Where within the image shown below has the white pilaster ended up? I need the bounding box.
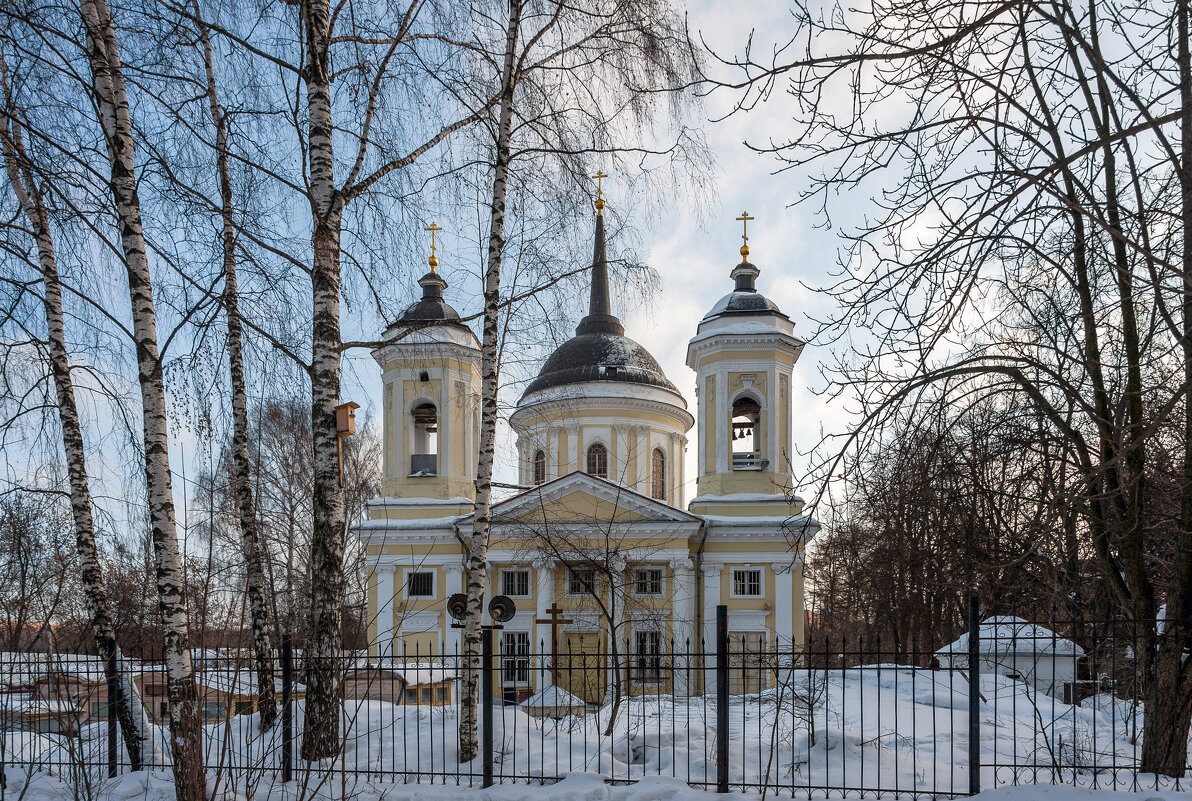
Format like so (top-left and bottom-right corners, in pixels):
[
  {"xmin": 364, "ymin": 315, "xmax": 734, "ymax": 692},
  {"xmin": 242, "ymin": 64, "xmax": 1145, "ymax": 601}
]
[
  {"xmin": 565, "ymin": 422, "xmax": 579, "ymax": 475},
  {"xmin": 442, "ymin": 373, "xmax": 454, "ymax": 478},
  {"xmin": 671, "ymin": 558, "xmax": 695, "ymax": 695},
  {"xmin": 634, "ymin": 425, "xmax": 650, "ymax": 490},
  {"xmin": 375, "ymin": 563, "xmax": 396, "ymax": 661},
  {"xmin": 443, "ymin": 563, "xmax": 464, "ymax": 657},
  {"xmin": 702, "ymin": 560, "xmax": 723, "ymax": 653},
  {"xmin": 773, "ymin": 562, "xmax": 795, "ymax": 648},
  {"xmin": 715, "ymin": 370, "xmax": 729, "ymax": 475},
  {"xmin": 534, "ymin": 559, "xmax": 556, "ymax": 687}
]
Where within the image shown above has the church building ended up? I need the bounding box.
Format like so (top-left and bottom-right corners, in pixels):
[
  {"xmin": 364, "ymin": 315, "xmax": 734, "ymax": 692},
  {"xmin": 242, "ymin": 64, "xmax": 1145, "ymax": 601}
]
[{"xmin": 356, "ymin": 192, "xmax": 818, "ymax": 702}]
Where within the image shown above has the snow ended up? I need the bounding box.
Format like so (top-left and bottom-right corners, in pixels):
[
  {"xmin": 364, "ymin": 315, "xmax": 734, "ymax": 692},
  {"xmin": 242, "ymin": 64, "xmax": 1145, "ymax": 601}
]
[
  {"xmin": 367, "ymin": 662, "xmax": 457, "ymax": 685},
  {"xmin": 521, "ymin": 685, "xmax": 586, "ymax": 709},
  {"xmin": 4, "ymin": 664, "xmax": 1187, "ymax": 800},
  {"xmin": 937, "ymin": 616, "xmax": 1087, "ymax": 657}
]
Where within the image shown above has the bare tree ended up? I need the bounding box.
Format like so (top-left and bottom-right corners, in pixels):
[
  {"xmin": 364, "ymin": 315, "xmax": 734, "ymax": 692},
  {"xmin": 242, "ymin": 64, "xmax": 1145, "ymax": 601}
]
[
  {"xmin": 78, "ymin": 0, "xmax": 205, "ymax": 794},
  {"xmin": 713, "ymin": 0, "xmax": 1192, "ymax": 774}
]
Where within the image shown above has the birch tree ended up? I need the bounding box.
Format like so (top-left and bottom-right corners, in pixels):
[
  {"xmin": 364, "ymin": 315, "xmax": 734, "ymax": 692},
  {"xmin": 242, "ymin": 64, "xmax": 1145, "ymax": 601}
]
[
  {"xmin": 457, "ymin": 0, "xmax": 702, "ymax": 761},
  {"xmin": 189, "ymin": 0, "xmax": 276, "ymax": 731},
  {"xmin": 79, "ymin": 0, "xmax": 205, "ymax": 795},
  {"xmin": 0, "ymin": 52, "xmax": 150, "ymax": 769}
]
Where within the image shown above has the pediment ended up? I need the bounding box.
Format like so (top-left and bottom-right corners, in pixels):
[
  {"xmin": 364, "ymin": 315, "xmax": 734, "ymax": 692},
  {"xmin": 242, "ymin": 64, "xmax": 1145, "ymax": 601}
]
[{"xmin": 459, "ymin": 471, "xmax": 701, "ymax": 528}]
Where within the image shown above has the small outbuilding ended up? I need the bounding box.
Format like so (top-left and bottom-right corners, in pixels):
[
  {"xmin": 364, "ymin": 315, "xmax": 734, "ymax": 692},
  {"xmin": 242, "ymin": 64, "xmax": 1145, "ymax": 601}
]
[
  {"xmin": 936, "ymin": 615, "xmax": 1086, "ymax": 699},
  {"xmin": 341, "ymin": 663, "xmax": 456, "ymax": 706},
  {"xmin": 519, "ymin": 684, "xmax": 587, "ymax": 719}
]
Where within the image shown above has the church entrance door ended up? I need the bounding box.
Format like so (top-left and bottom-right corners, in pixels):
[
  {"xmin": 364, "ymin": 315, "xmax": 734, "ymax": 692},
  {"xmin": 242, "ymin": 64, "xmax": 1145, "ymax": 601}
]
[{"xmin": 558, "ymin": 633, "xmax": 605, "ymax": 705}]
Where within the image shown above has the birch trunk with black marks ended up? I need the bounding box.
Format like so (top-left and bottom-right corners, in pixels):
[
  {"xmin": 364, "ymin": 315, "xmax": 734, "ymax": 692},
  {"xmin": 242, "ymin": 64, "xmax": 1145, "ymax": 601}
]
[
  {"xmin": 194, "ymin": 0, "xmax": 276, "ymax": 732},
  {"xmin": 0, "ymin": 64, "xmax": 146, "ymax": 770},
  {"xmin": 298, "ymin": 0, "xmax": 348, "ymax": 761},
  {"xmin": 79, "ymin": 1, "xmax": 205, "ymax": 796},
  {"xmin": 460, "ymin": 0, "xmax": 522, "ymax": 764}
]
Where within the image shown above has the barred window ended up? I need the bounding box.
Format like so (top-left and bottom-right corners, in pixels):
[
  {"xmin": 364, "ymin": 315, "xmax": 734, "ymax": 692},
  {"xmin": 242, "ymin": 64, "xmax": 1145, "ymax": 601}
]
[
  {"xmin": 533, "ymin": 450, "xmax": 546, "ymax": 485},
  {"xmin": 501, "ymin": 631, "xmax": 530, "ymax": 684},
  {"xmin": 407, "ymin": 571, "xmax": 434, "ymax": 597},
  {"xmin": 634, "ymin": 568, "xmax": 663, "ymax": 596},
  {"xmin": 502, "ymin": 569, "xmax": 530, "ymax": 598},
  {"xmin": 567, "ymin": 567, "xmax": 596, "ymax": 596},
  {"xmin": 732, "ymin": 568, "xmax": 762, "ymax": 597},
  {"xmin": 651, "ymin": 448, "xmax": 666, "ymax": 500},
  {"xmin": 633, "ymin": 630, "xmax": 664, "ymax": 681},
  {"xmin": 586, "ymin": 442, "xmax": 608, "ymax": 478}
]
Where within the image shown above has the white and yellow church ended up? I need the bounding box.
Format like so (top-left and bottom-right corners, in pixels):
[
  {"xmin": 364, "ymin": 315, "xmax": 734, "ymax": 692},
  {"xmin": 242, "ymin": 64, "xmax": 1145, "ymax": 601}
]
[{"xmin": 356, "ymin": 196, "xmax": 818, "ymax": 702}]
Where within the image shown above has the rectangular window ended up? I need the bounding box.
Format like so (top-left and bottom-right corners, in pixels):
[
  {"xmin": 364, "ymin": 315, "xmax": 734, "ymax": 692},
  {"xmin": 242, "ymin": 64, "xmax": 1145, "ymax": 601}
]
[
  {"xmin": 406, "ymin": 571, "xmax": 434, "ymax": 597},
  {"xmin": 92, "ymin": 702, "xmax": 109, "ymax": 719},
  {"xmin": 201, "ymin": 702, "xmax": 226, "ymax": 718},
  {"xmin": 633, "ymin": 631, "xmax": 664, "ymax": 681},
  {"xmin": 567, "ymin": 567, "xmax": 596, "ymax": 596},
  {"xmin": 421, "ymin": 687, "xmax": 433, "ymax": 704},
  {"xmin": 634, "ymin": 568, "xmax": 663, "ymax": 596},
  {"xmin": 732, "ymin": 568, "xmax": 762, "ymax": 597},
  {"xmin": 502, "ymin": 569, "xmax": 531, "ymax": 598},
  {"xmin": 436, "ymin": 686, "xmax": 449, "ymax": 702},
  {"xmin": 501, "ymin": 631, "xmax": 530, "ymax": 685}
]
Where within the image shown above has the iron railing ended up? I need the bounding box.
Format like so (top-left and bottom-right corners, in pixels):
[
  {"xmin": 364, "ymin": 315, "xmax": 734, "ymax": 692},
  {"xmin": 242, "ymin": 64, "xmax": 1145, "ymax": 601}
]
[{"xmin": 0, "ymin": 602, "xmax": 1187, "ymax": 798}]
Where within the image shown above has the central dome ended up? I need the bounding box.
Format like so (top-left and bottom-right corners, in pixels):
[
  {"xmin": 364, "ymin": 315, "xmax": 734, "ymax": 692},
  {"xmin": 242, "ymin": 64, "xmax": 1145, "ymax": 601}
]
[
  {"xmin": 521, "ymin": 209, "xmax": 676, "ymax": 401},
  {"xmin": 522, "ymin": 331, "xmax": 677, "ymax": 396}
]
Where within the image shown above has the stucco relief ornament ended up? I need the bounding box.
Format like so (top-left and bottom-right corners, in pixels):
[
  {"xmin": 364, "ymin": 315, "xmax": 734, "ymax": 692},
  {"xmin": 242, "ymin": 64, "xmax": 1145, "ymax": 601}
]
[
  {"xmin": 669, "ymin": 557, "xmax": 694, "ymax": 572},
  {"xmin": 702, "ymin": 560, "xmax": 725, "ymax": 575}
]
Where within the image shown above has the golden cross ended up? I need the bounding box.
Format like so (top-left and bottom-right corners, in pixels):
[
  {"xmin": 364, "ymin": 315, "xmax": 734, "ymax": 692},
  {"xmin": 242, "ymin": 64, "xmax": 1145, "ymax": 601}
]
[
  {"xmin": 423, "ymin": 222, "xmax": 443, "ymax": 271},
  {"xmin": 736, "ymin": 211, "xmax": 754, "ymax": 262},
  {"xmin": 592, "ymin": 171, "xmax": 608, "ymax": 215}
]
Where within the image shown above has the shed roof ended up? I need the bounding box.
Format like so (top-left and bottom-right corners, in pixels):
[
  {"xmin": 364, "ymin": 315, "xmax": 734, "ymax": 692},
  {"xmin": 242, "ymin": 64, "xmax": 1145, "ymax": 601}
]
[{"xmin": 936, "ymin": 615, "xmax": 1086, "ymax": 658}]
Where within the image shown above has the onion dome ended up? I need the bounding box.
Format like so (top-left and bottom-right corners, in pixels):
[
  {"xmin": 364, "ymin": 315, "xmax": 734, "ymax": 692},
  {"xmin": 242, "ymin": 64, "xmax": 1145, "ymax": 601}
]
[
  {"xmin": 701, "ymin": 219, "xmax": 790, "ymax": 324},
  {"xmin": 521, "ymin": 208, "xmax": 677, "ymax": 397},
  {"xmin": 396, "ymin": 270, "xmax": 463, "ymax": 323},
  {"xmin": 395, "ymin": 222, "xmax": 464, "ymax": 325}
]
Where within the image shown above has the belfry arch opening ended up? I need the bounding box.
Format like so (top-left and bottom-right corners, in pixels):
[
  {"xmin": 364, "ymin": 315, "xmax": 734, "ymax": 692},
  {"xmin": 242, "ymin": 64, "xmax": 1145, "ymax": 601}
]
[
  {"xmin": 731, "ymin": 396, "xmax": 763, "ymax": 470},
  {"xmin": 410, "ymin": 402, "xmax": 439, "ymax": 475}
]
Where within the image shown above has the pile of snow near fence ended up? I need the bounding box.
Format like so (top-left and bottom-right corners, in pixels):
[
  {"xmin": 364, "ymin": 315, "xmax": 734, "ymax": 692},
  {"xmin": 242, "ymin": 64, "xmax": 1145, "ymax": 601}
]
[{"xmin": 2, "ymin": 664, "xmax": 1187, "ymax": 799}]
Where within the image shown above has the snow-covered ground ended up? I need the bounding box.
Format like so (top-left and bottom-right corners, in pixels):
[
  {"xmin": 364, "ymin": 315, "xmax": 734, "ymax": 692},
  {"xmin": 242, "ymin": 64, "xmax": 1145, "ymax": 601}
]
[{"xmin": 3, "ymin": 666, "xmax": 1187, "ymax": 799}]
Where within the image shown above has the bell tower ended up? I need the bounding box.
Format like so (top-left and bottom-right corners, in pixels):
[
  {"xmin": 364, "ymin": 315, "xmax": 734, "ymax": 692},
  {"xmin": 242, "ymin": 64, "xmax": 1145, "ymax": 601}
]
[
  {"xmin": 686, "ymin": 214, "xmax": 805, "ymax": 510},
  {"xmin": 372, "ymin": 225, "xmax": 480, "ymax": 507}
]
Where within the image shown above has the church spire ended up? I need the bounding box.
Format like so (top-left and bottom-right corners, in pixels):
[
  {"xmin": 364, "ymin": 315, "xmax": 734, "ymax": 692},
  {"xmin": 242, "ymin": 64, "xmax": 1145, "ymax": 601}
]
[{"xmin": 575, "ymin": 174, "xmax": 624, "ymax": 337}]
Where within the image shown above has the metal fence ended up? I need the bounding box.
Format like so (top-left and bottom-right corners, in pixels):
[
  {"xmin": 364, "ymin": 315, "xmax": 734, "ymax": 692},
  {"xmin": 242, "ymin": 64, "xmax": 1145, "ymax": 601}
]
[{"xmin": 0, "ymin": 601, "xmax": 1187, "ymax": 798}]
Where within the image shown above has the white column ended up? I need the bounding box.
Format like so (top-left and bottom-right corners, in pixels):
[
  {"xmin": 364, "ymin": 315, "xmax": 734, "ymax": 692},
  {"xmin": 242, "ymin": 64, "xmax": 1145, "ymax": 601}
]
[
  {"xmin": 671, "ymin": 558, "xmax": 695, "ymax": 695},
  {"xmin": 702, "ymin": 560, "xmax": 723, "ymax": 693},
  {"xmin": 443, "ymin": 564, "xmax": 464, "ymax": 657},
  {"xmin": 614, "ymin": 424, "xmax": 630, "ymax": 483},
  {"xmin": 607, "ymin": 557, "xmax": 627, "ymax": 706},
  {"xmin": 634, "ymin": 425, "xmax": 650, "ymax": 490},
  {"xmin": 773, "ymin": 562, "xmax": 795, "ymax": 648},
  {"xmin": 376, "ymin": 563, "xmax": 396, "ymax": 662},
  {"xmin": 535, "ymin": 559, "xmax": 556, "ymax": 687}
]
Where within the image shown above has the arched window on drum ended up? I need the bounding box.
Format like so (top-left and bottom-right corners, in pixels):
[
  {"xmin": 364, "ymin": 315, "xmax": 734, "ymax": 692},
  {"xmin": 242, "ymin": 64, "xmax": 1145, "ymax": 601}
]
[
  {"xmin": 533, "ymin": 449, "xmax": 546, "ymax": 485},
  {"xmin": 585, "ymin": 442, "xmax": 608, "ymax": 478},
  {"xmin": 651, "ymin": 447, "xmax": 666, "ymax": 501}
]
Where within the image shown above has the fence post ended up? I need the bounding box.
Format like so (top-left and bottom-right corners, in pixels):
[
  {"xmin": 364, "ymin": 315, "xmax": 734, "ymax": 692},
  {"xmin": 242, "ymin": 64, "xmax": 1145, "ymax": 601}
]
[
  {"xmin": 716, "ymin": 604, "xmax": 728, "ymax": 793},
  {"xmin": 106, "ymin": 637, "xmax": 117, "ymax": 778},
  {"xmin": 281, "ymin": 634, "xmax": 293, "ymax": 784},
  {"xmin": 482, "ymin": 626, "xmax": 494, "ymax": 788},
  {"xmin": 968, "ymin": 596, "xmax": 981, "ymax": 796}
]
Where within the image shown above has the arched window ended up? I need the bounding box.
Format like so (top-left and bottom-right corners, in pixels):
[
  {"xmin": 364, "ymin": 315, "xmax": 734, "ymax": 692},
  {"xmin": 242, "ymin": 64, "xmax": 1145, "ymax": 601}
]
[
  {"xmin": 651, "ymin": 448, "xmax": 666, "ymax": 500},
  {"xmin": 533, "ymin": 450, "xmax": 546, "ymax": 485},
  {"xmin": 731, "ymin": 397, "xmax": 762, "ymax": 470},
  {"xmin": 410, "ymin": 402, "xmax": 438, "ymax": 475},
  {"xmin": 585, "ymin": 442, "xmax": 608, "ymax": 478}
]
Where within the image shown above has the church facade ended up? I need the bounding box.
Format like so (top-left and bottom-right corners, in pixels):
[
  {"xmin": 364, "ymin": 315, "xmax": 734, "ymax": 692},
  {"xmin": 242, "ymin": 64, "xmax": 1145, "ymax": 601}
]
[{"xmin": 355, "ymin": 198, "xmax": 818, "ymax": 702}]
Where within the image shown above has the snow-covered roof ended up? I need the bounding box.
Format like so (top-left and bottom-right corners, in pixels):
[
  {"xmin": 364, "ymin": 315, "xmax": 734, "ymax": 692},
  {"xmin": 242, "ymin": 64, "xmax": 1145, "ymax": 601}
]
[
  {"xmin": 936, "ymin": 616, "xmax": 1086, "ymax": 658},
  {"xmin": 520, "ymin": 684, "xmax": 586, "ymax": 709},
  {"xmin": 351, "ymin": 663, "xmax": 457, "ymax": 686}
]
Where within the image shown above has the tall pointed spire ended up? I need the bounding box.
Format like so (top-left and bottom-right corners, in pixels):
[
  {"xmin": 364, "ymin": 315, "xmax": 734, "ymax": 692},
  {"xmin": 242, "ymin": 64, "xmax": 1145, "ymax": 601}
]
[{"xmin": 575, "ymin": 176, "xmax": 624, "ymax": 337}]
